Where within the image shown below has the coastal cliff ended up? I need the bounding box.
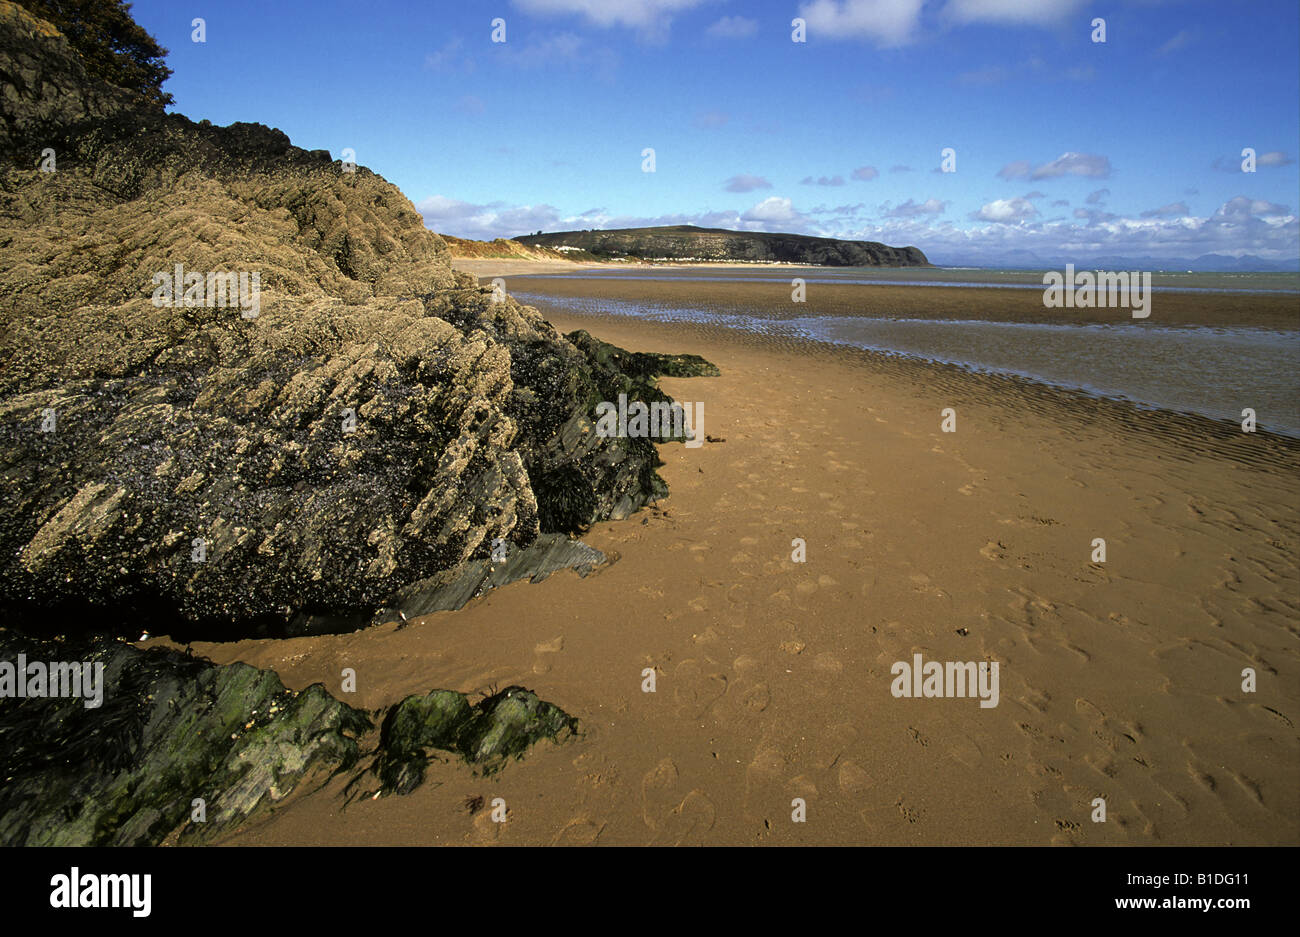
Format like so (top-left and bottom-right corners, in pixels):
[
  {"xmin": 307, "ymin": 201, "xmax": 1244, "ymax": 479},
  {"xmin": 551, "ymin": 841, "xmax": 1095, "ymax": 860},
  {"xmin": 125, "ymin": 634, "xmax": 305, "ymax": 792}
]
[{"xmin": 0, "ymin": 0, "xmax": 715, "ymax": 641}]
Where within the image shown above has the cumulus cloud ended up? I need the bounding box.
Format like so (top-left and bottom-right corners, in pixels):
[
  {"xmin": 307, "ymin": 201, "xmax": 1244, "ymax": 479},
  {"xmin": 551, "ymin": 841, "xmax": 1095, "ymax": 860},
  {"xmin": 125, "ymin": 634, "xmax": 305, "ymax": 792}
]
[
  {"xmin": 421, "ymin": 193, "xmax": 1297, "ymax": 270},
  {"xmin": 1216, "ymin": 196, "xmax": 1290, "ymax": 220},
  {"xmin": 801, "ymin": 175, "xmax": 846, "ymax": 186},
  {"xmin": 883, "ymin": 198, "xmax": 947, "ymax": 218},
  {"xmin": 1074, "ymin": 207, "xmax": 1117, "ymax": 224},
  {"xmin": 1259, "ymin": 150, "xmax": 1296, "ymax": 168},
  {"xmin": 417, "ymin": 195, "xmax": 565, "ymax": 240},
  {"xmin": 973, "ymin": 197, "xmax": 1039, "ymax": 224},
  {"xmin": 742, "ymin": 196, "xmax": 806, "ymax": 225},
  {"xmin": 1140, "ymin": 202, "xmax": 1189, "ymax": 218},
  {"xmin": 797, "ymin": 0, "xmax": 925, "ymax": 46},
  {"xmin": 843, "ymin": 195, "xmax": 1299, "ymax": 267},
  {"xmin": 706, "ymin": 15, "xmax": 758, "ymax": 38},
  {"xmin": 1085, "ymin": 188, "xmax": 1110, "ymax": 205},
  {"xmin": 851, "ymin": 165, "xmax": 879, "ymax": 181},
  {"xmin": 724, "ymin": 174, "xmax": 773, "ymax": 193}
]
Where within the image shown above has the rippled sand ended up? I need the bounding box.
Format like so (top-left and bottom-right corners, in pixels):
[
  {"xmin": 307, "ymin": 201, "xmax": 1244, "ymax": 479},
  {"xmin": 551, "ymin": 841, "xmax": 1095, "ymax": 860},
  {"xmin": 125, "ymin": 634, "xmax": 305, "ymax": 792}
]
[{"xmin": 188, "ymin": 270, "xmax": 1299, "ymax": 845}]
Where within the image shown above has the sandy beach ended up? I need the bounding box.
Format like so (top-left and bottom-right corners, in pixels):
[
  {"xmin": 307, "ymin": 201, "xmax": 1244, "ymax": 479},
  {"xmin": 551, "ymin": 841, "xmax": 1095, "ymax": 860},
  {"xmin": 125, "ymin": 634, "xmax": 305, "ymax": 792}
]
[{"xmin": 175, "ymin": 267, "xmax": 1300, "ymax": 846}]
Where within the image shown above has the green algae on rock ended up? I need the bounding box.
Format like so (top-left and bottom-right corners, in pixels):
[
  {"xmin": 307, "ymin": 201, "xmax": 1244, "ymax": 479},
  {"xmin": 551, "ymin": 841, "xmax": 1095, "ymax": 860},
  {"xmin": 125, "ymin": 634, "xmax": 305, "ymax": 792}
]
[
  {"xmin": 0, "ymin": 630, "xmax": 578, "ymax": 844},
  {"xmin": 373, "ymin": 685, "xmax": 578, "ymax": 795}
]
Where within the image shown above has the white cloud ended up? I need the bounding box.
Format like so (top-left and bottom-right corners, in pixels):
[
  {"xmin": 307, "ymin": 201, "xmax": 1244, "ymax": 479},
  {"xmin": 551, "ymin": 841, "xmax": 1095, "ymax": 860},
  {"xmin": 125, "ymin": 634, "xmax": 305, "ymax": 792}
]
[
  {"xmin": 883, "ymin": 198, "xmax": 947, "ymax": 218},
  {"xmin": 801, "ymin": 175, "xmax": 846, "ymax": 186},
  {"xmin": 973, "ymin": 197, "xmax": 1039, "ymax": 224},
  {"xmin": 742, "ymin": 197, "xmax": 804, "ymax": 225},
  {"xmin": 1216, "ymin": 196, "xmax": 1290, "ymax": 220},
  {"xmin": 417, "ymin": 195, "xmax": 565, "ymax": 241},
  {"xmin": 851, "ymin": 165, "xmax": 879, "ymax": 181},
  {"xmin": 1259, "ymin": 151, "xmax": 1296, "ymax": 168},
  {"xmin": 798, "ymin": 0, "xmax": 925, "ymax": 46},
  {"xmin": 1085, "ymin": 188, "xmax": 1110, "ymax": 205},
  {"xmin": 999, "ymin": 153, "xmax": 1111, "ymax": 181},
  {"xmin": 706, "ymin": 16, "xmax": 758, "ymax": 38},
  {"xmin": 420, "ymin": 194, "xmax": 1298, "ymax": 268},
  {"xmin": 724, "ymin": 174, "xmax": 773, "ymax": 193},
  {"xmin": 1140, "ymin": 202, "xmax": 1189, "ymax": 218},
  {"xmin": 512, "ymin": 0, "xmax": 710, "ymax": 33},
  {"xmin": 1030, "ymin": 152, "xmax": 1112, "ymax": 180}
]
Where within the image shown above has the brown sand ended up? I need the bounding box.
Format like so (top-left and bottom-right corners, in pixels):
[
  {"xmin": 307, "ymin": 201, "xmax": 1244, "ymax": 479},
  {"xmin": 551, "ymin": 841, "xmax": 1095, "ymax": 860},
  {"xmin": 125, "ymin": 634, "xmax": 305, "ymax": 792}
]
[
  {"xmin": 495, "ymin": 268, "xmax": 1300, "ymax": 330},
  {"xmin": 180, "ymin": 287, "xmax": 1300, "ymax": 846}
]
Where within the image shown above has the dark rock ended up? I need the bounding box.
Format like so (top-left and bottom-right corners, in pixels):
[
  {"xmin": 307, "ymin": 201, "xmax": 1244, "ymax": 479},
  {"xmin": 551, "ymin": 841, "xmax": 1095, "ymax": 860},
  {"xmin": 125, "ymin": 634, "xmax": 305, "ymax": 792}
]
[
  {"xmin": 373, "ymin": 685, "xmax": 578, "ymax": 795},
  {"xmin": 0, "ymin": 629, "xmax": 578, "ymax": 843},
  {"xmin": 0, "ymin": 630, "xmax": 370, "ymax": 845},
  {"xmin": 0, "ymin": 2, "xmax": 717, "ymax": 641}
]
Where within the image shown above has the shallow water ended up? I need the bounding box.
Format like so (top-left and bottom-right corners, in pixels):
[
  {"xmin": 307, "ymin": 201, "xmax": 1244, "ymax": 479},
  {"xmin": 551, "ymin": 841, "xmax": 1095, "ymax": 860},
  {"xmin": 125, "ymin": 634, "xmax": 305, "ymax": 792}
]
[
  {"xmin": 528, "ymin": 266, "xmax": 1300, "ymax": 294},
  {"xmin": 514, "ymin": 290, "xmax": 1300, "ymax": 437}
]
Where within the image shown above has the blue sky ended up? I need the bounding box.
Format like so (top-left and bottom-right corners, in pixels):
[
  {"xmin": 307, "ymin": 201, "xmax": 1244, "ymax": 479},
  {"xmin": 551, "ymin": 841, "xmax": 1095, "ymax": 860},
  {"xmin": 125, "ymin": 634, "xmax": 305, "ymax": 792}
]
[{"xmin": 130, "ymin": 0, "xmax": 1299, "ymax": 266}]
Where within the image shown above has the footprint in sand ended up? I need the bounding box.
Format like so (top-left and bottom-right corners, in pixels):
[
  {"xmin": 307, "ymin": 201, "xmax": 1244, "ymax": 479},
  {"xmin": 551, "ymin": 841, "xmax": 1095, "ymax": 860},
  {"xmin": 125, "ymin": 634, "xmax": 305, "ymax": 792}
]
[
  {"xmin": 532, "ymin": 635, "xmax": 564, "ymax": 674},
  {"xmin": 672, "ymin": 659, "xmax": 728, "ymax": 718},
  {"xmin": 810, "ymin": 722, "xmax": 858, "ymax": 771},
  {"xmin": 550, "ymin": 818, "xmax": 605, "ymax": 845},
  {"xmin": 813, "ymin": 652, "xmax": 843, "ymax": 675},
  {"xmin": 641, "ymin": 758, "xmax": 716, "ymax": 844},
  {"xmin": 838, "ymin": 760, "xmax": 872, "ymax": 794},
  {"xmin": 744, "ymin": 745, "xmax": 790, "ymax": 832}
]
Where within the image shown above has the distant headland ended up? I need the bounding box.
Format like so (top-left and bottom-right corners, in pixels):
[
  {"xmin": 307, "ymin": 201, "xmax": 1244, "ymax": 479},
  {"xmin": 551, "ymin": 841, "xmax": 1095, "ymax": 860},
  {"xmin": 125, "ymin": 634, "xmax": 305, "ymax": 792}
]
[{"xmin": 514, "ymin": 224, "xmax": 930, "ymax": 267}]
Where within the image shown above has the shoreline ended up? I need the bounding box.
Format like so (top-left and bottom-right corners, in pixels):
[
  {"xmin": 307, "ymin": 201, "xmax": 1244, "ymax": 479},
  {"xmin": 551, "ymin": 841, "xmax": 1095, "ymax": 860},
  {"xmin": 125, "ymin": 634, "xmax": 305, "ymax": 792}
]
[{"xmin": 185, "ymin": 300, "xmax": 1299, "ymax": 846}]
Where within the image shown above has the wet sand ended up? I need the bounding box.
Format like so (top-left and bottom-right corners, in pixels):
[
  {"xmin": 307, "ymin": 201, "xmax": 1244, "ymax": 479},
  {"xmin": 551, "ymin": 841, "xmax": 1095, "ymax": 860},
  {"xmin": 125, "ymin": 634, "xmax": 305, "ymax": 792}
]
[
  {"xmin": 493, "ymin": 268, "xmax": 1300, "ymax": 331},
  {"xmin": 184, "ymin": 276, "xmax": 1299, "ymax": 846}
]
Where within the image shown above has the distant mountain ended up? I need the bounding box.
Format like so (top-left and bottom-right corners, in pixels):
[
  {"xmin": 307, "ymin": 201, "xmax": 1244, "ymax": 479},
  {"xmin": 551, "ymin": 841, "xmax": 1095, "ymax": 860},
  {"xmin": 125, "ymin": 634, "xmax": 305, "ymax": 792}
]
[{"xmin": 515, "ymin": 225, "xmax": 929, "ymax": 267}]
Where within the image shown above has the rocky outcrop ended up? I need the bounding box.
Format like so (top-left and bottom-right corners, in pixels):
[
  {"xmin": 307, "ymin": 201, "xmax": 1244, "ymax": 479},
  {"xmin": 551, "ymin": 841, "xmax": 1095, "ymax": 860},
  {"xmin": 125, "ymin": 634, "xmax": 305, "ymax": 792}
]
[
  {"xmin": 371, "ymin": 686, "xmax": 578, "ymax": 795},
  {"xmin": 0, "ymin": 1, "xmax": 140, "ymax": 160},
  {"xmin": 0, "ymin": 630, "xmax": 577, "ymax": 845},
  {"xmin": 516, "ymin": 224, "xmax": 929, "ymax": 267},
  {"xmin": 0, "ymin": 1, "xmax": 716, "ymax": 640}
]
